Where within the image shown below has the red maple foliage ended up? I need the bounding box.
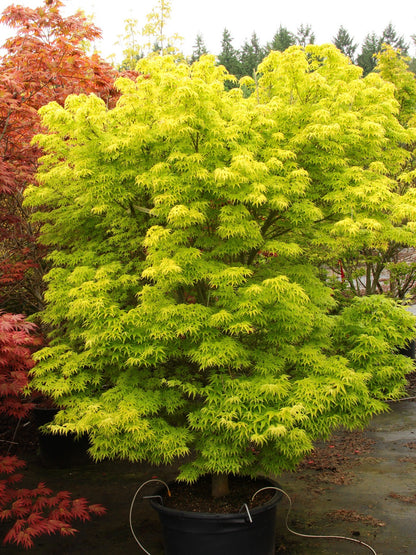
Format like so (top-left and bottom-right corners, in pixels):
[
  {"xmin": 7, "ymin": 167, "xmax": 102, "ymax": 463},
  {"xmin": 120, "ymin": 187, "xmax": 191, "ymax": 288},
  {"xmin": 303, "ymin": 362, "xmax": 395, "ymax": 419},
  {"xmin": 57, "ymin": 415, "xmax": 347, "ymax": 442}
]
[
  {"xmin": 1, "ymin": 455, "xmax": 106, "ymax": 549},
  {"xmin": 0, "ymin": 0, "xmax": 118, "ymax": 314},
  {"xmin": 0, "ymin": 311, "xmax": 41, "ymax": 418},
  {"xmin": 0, "ymin": 3, "xmax": 119, "ymax": 546},
  {"xmin": 0, "ymin": 311, "xmax": 106, "ymax": 549}
]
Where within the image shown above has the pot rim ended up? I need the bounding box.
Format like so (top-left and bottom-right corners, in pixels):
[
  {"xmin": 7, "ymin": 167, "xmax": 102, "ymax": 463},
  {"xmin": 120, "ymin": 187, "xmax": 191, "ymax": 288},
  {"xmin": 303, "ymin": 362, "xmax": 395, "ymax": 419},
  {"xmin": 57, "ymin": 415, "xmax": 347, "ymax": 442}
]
[{"xmin": 149, "ymin": 476, "xmax": 283, "ymax": 519}]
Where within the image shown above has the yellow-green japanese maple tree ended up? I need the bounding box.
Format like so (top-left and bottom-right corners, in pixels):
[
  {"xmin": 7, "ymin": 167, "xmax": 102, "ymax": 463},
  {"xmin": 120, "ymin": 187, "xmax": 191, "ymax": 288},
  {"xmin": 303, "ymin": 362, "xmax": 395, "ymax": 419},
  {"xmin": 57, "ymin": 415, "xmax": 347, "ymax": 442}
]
[
  {"xmin": 294, "ymin": 44, "xmax": 416, "ymax": 298},
  {"xmin": 25, "ymin": 48, "xmax": 416, "ymax": 498}
]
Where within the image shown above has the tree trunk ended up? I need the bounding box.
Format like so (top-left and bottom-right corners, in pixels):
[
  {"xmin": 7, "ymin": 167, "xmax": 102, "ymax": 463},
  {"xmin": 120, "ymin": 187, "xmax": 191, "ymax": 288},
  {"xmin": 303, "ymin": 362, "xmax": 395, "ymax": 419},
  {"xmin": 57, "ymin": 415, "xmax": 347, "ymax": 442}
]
[
  {"xmin": 365, "ymin": 263, "xmax": 373, "ymax": 296},
  {"xmin": 212, "ymin": 474, "xmax": 230, "ymax": 498}
]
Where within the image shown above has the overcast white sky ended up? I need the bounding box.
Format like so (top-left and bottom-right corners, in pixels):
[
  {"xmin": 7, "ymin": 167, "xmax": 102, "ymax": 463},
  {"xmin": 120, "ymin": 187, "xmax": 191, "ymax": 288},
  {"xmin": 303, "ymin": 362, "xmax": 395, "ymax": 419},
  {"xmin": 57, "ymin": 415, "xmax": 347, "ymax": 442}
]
[{"xmin": 1, "ymin": 0, "xmax": 415, "ymax": 62}]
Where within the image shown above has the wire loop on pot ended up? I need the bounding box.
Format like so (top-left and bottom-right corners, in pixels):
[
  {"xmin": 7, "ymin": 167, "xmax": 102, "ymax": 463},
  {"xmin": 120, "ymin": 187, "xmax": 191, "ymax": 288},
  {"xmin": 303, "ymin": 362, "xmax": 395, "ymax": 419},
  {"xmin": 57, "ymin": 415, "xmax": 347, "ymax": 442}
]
[
  {"xmin": 129, "ymin": 479, "xmax": 171, "ymax": 555},
  {"xmin": 238, "ymin": 503, "xmax": 253, "ymax": 523}
]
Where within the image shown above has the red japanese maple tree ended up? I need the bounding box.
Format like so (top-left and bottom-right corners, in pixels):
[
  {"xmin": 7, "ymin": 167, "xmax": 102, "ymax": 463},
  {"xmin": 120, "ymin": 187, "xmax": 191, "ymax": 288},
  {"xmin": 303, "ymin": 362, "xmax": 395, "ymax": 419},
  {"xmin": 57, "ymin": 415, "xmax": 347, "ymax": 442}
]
[
  {"xmin": 0, "ymin": 0, "xmax": 118, "ymax": 315},
  {"xmin": 0, "ymin": 3, "xmax": 113, "ymax": 544},
  {"xmin": 0, "ymin": 311, "xmax": 106, "ymax": 549}
]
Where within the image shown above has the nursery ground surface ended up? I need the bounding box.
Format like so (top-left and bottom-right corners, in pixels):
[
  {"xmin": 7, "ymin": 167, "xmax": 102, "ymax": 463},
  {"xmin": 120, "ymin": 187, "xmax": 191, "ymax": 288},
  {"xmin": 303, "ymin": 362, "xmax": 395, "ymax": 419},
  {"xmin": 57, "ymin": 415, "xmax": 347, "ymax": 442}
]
[{"xmin": 2, "ymin": 374, "xmax": 416, "ymax": 555}]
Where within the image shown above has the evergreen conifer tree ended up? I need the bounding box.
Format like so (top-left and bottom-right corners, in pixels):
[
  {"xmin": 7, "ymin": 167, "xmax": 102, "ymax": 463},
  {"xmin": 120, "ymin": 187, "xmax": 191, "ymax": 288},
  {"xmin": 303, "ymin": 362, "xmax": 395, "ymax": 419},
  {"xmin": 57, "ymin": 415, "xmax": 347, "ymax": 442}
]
[
  {"xmin": 191, "ymin": 34, "xmax": 208, "ymax": 62},
  {"xmin": 357, "ymin": 32, "xmax": 380, "ymax": 75},
  {"xmin": 296, "ymin": 24, "xmax": 315, "ymax": 47},
  {"xmin": 268, "ymin": 25, "xmax": 296, "ymax": 52},
  {"xmin": 358, "ymin": 25, "xmax": 409, "ymax": 76},
  {"xmin": 381, "ymin": 23, "xmax": 408, "ymax": 54},
  {"xmin": 217, "ymin": 28, "xmax": 241, "ymax": 85},
  {"xmin": 239, "ymin": 32, "xmax": 265, "ymax": 77},
  {"xmin": 333, "ymin": 26, "xmax": 357, "ymax": 61}
]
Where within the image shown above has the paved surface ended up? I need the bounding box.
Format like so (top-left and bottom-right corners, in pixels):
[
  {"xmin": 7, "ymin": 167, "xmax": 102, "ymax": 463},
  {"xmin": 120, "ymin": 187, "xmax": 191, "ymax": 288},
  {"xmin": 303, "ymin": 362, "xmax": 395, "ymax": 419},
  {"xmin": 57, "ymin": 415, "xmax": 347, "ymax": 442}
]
[
  {"xmin": 1, "ymin": 400, "xmax": 416, "ymax": 554},
  {"xmin": 276, "ymin": 400, "xmax": 416, "ymax": 554}
]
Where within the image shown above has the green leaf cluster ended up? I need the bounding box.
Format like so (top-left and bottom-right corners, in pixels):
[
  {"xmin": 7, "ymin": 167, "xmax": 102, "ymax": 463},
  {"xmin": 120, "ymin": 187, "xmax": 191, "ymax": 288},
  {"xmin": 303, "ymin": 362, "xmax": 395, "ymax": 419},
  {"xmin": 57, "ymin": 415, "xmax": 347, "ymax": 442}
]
[{"xmin": 26, "ymin": 48, "xmax": 416, "ymax": 481}]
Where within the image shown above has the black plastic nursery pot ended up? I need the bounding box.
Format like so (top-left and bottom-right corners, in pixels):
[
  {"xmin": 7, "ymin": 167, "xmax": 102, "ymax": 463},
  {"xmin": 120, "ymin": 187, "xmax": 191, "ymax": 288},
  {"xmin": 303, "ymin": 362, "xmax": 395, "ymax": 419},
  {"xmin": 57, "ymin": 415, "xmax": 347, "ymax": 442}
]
[
  {"xmin": 32, "ymin": 407, "xmax": 90, "ymax": 467},
  {"xmin": 150, "ymin": 478, "xmax": 282, "ymax": 555}
]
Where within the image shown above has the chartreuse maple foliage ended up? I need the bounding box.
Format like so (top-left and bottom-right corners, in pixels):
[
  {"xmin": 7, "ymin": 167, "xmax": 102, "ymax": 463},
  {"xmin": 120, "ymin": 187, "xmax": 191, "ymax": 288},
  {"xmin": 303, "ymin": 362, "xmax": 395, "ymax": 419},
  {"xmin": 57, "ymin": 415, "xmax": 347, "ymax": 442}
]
[
  {"xmin": 26, "ymin": 49, "xmax": 415, "ymax": 489},
  {"xmin": 338, "ymin": 46, "xmax": 416, "ymax": 299},
  {"xmin": 257, "ymin": 45, "xmax": 416, "ymax": 287},
  {"xmin": 259, "ymin": 45, "xmax": 416, "ymax": 297}
]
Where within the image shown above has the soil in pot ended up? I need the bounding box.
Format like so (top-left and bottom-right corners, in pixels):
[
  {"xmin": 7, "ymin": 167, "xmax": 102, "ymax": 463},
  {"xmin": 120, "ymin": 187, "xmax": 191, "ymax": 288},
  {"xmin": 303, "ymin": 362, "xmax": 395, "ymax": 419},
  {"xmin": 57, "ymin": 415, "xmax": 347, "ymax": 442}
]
[{"xmin": 163, "ymin": 475, "xmax": 276, "ymax": 513}]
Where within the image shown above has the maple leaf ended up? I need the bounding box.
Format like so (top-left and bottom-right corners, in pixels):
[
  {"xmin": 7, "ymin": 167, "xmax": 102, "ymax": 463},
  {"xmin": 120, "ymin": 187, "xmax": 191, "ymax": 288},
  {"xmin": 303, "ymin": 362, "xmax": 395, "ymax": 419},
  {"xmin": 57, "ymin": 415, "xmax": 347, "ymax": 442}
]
[
  {"xmin": 0, "ymin": 312, "xmax": 39, "ymax": 418},
  {"xmin": 1, "ymin": 453, "xmax": 105, "ymax": 548}
]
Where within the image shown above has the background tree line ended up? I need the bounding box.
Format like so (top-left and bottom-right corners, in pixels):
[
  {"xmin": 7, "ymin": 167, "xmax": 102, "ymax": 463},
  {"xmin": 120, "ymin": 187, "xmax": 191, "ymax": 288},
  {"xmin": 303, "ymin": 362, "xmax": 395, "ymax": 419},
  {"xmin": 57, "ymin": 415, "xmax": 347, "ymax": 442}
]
[
  {"xmin": 115, "ymin": 11, "xmax": 415, "ymax": 78},
  {"xmin": 208, "ymin": 23, "xmax": 415, "ymax": 81}
]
